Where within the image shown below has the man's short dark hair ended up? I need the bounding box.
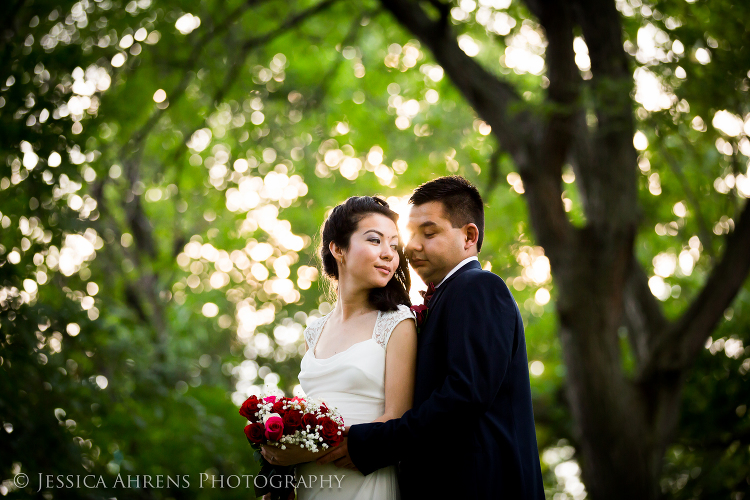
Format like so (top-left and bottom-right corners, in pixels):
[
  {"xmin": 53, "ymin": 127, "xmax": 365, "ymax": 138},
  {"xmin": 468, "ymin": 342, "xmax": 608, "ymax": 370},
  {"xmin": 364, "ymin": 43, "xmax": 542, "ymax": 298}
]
[{"xmin": 409, "ymin": 175, "xmax": 485, "ymax": 252}]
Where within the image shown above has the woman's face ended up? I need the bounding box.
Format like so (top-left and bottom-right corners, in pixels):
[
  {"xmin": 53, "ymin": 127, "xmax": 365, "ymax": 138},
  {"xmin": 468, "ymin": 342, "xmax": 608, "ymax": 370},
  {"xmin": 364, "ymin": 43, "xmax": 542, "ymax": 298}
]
[{"xmin": 335, "ymin": 213, "xmax": 401, "ymax": 290}]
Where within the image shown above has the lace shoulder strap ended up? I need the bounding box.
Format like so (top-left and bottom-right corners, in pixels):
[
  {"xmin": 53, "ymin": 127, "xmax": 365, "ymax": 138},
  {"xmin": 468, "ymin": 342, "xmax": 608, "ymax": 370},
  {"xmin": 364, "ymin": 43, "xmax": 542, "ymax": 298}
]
[
  {"xmin": 304, "ymin": 314, "xmax": 329, "ymax": 350},
  {"xmin": 372, "ymin": 305, "xmax": 416, "ymax": 349}
]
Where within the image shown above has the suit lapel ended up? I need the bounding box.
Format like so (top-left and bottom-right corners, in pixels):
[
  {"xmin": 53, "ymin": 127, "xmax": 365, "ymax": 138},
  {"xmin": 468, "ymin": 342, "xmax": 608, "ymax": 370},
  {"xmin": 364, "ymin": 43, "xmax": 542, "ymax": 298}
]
[{"xmin": 428, "ymin": 259, "xmax": 481, "ymax": 310}]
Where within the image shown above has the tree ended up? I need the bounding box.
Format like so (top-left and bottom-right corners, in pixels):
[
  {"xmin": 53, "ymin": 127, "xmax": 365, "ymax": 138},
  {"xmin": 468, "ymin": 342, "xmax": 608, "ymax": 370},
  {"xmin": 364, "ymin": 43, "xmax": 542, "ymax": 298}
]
[
  {"xmin": 1, "ymin": 0, "xmax": 749, "ymax": 498},
  {"xmin": 374, "ymin": 0, "xmax": 750, "ymax": 498}
]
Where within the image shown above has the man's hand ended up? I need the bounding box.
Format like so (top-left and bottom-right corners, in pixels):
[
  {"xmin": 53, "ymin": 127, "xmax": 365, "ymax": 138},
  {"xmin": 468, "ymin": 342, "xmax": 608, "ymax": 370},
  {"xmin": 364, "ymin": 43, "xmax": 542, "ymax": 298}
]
[{"xmin": 316, "ymin": 428, "xmax": 357, "ymax": 471}]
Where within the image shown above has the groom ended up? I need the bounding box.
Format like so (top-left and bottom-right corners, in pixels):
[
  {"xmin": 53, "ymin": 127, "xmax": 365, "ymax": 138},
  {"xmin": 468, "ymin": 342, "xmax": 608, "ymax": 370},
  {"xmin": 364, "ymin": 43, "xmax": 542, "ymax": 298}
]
[{"xmin": 317, "ymin": 176, "xmax": 545, "ymax": 498}]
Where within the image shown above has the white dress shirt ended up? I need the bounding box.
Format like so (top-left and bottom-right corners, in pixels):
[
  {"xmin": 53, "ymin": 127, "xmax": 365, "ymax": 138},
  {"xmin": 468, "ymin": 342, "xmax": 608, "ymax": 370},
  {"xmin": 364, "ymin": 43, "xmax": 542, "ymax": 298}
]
[{"xmin": 435, "ymin": 256, "xmax": 479, "ymax": 288}]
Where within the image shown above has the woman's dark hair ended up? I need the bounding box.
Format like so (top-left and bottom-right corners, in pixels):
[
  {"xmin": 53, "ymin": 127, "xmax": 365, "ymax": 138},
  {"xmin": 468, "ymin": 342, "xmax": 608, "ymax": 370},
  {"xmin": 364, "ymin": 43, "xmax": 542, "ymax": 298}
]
[{"xmin": 319, "ymin": 196, "xmax": 411, "ymax": 311}]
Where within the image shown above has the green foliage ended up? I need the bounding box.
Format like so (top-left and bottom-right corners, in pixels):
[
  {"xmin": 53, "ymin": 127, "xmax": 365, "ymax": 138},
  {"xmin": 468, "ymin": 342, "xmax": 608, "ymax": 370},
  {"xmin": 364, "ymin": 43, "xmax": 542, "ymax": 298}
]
[{"xmin": 1, "ymin": 0, "xmax": 749, "ymax": 498}]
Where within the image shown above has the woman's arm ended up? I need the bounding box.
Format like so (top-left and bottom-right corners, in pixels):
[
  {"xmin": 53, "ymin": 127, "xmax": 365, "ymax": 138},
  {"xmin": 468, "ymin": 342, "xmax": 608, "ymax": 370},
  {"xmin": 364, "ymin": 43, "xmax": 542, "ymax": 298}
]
[
  {"xmin": 372, "ymin": 318, "xmax": 418, "ymax": 423},
  {"xmin": 321, "ymin": 319, "xmax": 417, "ymax": 471},
  {"xmin": 264, "ymin": 320, "xmax": 417, "ymax": 466}
]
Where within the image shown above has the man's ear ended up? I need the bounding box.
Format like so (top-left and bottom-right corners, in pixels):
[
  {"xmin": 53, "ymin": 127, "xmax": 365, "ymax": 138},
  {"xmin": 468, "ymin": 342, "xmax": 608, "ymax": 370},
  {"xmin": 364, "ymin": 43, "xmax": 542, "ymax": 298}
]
[{"xmin": 464, "ymin": 223, "xmax": 479, "ymax": 251}]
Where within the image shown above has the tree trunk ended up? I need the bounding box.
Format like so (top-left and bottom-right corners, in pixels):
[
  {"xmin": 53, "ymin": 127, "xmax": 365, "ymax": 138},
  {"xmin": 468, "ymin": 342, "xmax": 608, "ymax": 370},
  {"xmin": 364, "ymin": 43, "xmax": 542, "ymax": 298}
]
[
  {"xmin": 553, "ymin": 232, "xmax": 666, "ymax": 500},
  {"xmin": 378, "ymin": 1, "xmax": 750, "ymax": 498}
]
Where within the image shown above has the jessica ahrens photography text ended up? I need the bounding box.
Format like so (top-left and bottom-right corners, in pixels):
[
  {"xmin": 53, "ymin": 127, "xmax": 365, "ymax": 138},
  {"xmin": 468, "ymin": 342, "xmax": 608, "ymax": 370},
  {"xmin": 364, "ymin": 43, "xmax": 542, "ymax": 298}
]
[{"xmin": 21, "ymin": 473, "xmax": 343, "ymax": 492}]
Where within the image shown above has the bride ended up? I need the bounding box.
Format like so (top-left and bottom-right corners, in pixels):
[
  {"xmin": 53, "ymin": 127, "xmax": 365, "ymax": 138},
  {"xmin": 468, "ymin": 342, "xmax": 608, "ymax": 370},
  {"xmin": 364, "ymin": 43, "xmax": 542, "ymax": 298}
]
[{"xmin": 261, "ymin": 196, "xmax": 417, "ymax": 499}]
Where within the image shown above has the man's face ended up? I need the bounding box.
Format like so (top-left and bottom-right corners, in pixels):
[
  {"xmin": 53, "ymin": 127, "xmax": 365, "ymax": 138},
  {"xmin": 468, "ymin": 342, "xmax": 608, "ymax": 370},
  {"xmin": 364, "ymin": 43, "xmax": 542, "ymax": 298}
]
[{"xmin": 405, "ymin": 201, "xmax": 468, "ymax": 286}]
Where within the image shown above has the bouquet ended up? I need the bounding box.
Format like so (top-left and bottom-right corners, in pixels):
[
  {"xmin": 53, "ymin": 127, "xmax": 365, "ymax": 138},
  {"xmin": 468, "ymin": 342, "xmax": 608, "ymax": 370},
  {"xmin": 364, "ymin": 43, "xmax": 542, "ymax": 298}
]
[{"xmin": 239, "ymin": 394, "xmax": 345, "ymax": 499}]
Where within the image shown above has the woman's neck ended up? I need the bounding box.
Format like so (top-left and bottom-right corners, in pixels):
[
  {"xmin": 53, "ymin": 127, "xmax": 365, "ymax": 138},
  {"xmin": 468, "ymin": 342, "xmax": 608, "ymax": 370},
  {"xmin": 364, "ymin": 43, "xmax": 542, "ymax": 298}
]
[{"xmin": 334, "ymin": 275, "xmax": 374, "ymax": 321}]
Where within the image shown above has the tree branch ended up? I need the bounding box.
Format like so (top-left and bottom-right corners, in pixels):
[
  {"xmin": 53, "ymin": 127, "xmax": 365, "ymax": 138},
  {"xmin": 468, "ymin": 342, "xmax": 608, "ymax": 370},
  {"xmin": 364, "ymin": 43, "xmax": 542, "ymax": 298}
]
[
  {"xmin": 0, "ymin": 0, "xmax": 28, "ymax": 74},
  {"xmin": 520, "ymin": 0, "xmax": 580, "ymax": 249},
  {"xmin": 568, "ymin": 108, "xmax": 598, "ymax": 219},
  {"xmin": 240, "ymin": 0, "xmax": 340, "ymax": 51},
  {"xmin": 107, "ymin": 0, "xmax": 342, "ymax": 267},
  {"xmin": 168, "ymin": 0, "xmax": 342, "ymax": 168},
  {"xmin": 483, "ymin": 147, "xmax": 503, "ymax": 200},
  {"xmin": 570, "ymin": 0, "xmax": 639, "ymax": 231},
  {"xmin": 622, "ymin": 257, "xmax": 669, "ymax": 370},
  {"xmin": 162, "ymin": 0, "xmax": 342, "ymax": 263},
  {"xmin": 381, "ymin": 0, "xmax": 579, "ymax": 252},
  {"xmin": 308, "ymin": 9, "xmax": 374, "ymax": 107},
  {"xmin": 116, "ymin": 0, "xmax": 281, "ymax": 163},
  {"xmin": 378, "ymin": 0, "xmax": 538, "ymax": 170},
  {"xmin": 646, "ymin": 199, "xmax": 750, "ymax": 376},
  {"xmin": 425, "ymin": 0, "xmax": 450, "ymax": 23},
  {"xmin": 206, "ymin": 0, "xmax": 275, "ymax": 43}
]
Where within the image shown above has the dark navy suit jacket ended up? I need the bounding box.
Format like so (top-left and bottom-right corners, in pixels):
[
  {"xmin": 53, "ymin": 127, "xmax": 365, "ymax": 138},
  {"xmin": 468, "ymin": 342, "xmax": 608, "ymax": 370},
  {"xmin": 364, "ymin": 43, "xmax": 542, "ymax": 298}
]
[{"xmin": 347, "ymin": 260, "xmax": 545, "ymax": 498}]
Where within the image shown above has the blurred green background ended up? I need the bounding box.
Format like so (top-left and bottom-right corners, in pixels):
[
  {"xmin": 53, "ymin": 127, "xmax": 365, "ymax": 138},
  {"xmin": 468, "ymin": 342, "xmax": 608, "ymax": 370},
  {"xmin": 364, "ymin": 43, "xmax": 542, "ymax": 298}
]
[{"xmin": 1, "ymin": 0, "xmax": 749, "ymax": 498}]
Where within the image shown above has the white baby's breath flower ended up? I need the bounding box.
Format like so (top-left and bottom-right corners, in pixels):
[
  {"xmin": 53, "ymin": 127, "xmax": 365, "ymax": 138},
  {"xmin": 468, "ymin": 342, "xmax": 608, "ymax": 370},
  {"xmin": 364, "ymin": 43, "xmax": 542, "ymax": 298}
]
[{"xmin": 262, "ymin": 412, "xmax": 281, "ymax": 424}]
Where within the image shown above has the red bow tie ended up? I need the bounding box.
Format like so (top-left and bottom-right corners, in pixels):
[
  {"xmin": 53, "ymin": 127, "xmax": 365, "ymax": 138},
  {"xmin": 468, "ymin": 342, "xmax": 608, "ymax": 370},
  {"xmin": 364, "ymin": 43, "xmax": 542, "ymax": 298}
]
[{"xmin": 419, "ymin": 282, "xmax": 436, "ymax": 306}]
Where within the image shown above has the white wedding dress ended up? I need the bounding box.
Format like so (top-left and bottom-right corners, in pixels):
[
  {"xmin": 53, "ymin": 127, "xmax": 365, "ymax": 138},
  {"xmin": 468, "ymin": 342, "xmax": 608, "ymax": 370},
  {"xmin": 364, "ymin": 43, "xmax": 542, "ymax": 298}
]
[{"xmin": 296, "ymin": 304, "xmax": 415, "ymax": 499}]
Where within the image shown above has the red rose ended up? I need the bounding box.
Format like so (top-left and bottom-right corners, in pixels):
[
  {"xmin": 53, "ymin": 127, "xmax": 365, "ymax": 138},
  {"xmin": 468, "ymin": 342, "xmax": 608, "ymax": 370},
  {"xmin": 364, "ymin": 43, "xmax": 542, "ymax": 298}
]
[
  {"xmin": 319, "ymin": 403, "xmax": 329, "ymax": 415},
  {"xmin": 410, "ymin": 305, "xmax": 428, "ymax": 328},
  {"xmin": 272, "ymin": 400, "xmax": 286, "ymax": 415},
  {"xmin": 239, "ymin": 396, "xmax": 261, "ymax": 422},
  {"xmin": 244, "ymin": 422, "xmax": 265, "ymax": 444},
  {"xmin": 264, "ymin": 414, "xmax": 284, "ymax": 441},
  {"xmin": 318, "ymin": 417, "xmax": 342, "ymax": 446},
  {"xmin": 302, "ymin": 413, "xmax": 318, "ymax": 429},
  {"xmin": 283, "ymin": 410, "xmax": 303, "ymax": 433}
]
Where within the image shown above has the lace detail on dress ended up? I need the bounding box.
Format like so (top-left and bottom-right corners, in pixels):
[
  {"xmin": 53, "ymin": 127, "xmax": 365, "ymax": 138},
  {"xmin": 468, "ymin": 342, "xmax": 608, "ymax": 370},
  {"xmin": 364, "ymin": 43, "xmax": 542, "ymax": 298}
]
[
  {"xmin": 372, "ymin": 304, "xmax": 416, "ymax": 349},
  {"xmin": 304, "ymin": 314, "xmax": 329, "ymax": 350}
]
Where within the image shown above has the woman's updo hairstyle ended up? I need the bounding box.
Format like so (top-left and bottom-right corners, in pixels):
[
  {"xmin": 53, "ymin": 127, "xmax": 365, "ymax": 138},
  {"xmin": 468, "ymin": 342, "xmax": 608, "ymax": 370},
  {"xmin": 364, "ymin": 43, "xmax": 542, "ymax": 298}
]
[{"xmin": 319, "ymin": 196, "xmax": 411, "ymax": 311}]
